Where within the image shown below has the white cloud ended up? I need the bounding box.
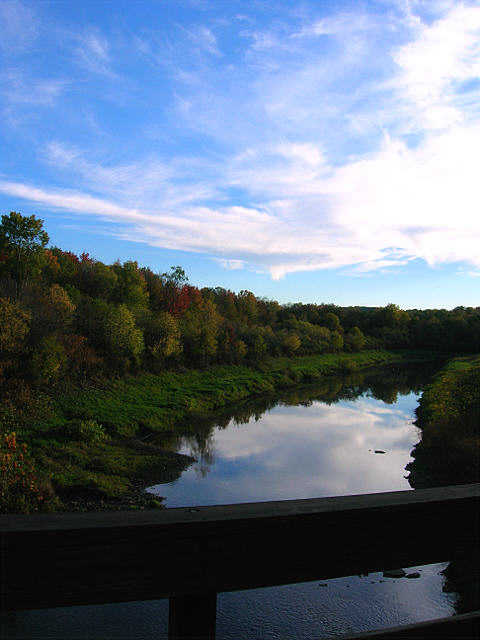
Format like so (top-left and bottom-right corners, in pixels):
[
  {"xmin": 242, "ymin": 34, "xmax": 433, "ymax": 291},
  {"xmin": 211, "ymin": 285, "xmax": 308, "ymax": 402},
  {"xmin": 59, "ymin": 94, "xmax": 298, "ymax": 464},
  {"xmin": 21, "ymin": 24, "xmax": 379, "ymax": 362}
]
[
  {"xmin": 2, "ymin": 1, "xmax": 480, "ymax": 281},
  {"xmin": 186, "ymin": 25, "xmax": 221, "ymax": 57},
  {"xmin": 214, "ymin": 258, "xmax": 246, "ymax": 271},
  {"xmin": 0, "ymin": 0, "xmax": 38, "ymax": 54},
  {"xmin": 72, "ymin": 29, "xmax": 116, "ymax": 76},
  {"xmin": 0, "ymin": 179, "xmax": 143, "ymax": 222},
  {"xmin": 2, "ymin": 71, "xmax": 66, "ymax": 106},
  {"xmin": 391, "ymin": 3, "xmax": 480, "ymax": 130}
]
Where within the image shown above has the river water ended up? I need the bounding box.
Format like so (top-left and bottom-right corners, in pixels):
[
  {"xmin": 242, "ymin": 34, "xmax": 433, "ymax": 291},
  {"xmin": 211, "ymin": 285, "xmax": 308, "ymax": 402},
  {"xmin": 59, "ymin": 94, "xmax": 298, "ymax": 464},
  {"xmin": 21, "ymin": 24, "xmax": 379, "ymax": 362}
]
[{"xmin": 1, "ymin": 363, "xmax": 459, "ymax": 639}]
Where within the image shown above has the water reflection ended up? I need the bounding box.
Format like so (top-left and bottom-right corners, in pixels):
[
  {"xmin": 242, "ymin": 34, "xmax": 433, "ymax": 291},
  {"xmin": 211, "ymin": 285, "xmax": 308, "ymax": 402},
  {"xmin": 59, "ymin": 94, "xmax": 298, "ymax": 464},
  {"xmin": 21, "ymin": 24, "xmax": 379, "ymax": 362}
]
[{"xmin": 148, "ymin": 362, "xmax": 440, "ymax": 506}]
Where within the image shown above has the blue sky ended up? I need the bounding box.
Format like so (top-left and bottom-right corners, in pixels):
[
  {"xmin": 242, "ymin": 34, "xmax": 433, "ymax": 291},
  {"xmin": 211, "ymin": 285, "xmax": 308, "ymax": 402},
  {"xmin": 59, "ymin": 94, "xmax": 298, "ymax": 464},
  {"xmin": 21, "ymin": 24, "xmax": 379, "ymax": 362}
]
[{"xmin": 1, "ymin": 0, "xmax": 479, "ymax": 309}]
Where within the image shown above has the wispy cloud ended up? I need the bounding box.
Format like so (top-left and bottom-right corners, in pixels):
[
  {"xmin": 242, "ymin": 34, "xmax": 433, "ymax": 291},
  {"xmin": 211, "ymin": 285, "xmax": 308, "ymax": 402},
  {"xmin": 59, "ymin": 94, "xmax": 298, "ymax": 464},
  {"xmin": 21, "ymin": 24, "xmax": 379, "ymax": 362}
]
[
  {"xmin": 1, "ymin": 1, "xmax": 479, "ymax": 282},
  {"xmin": 72, "ymin": 29, "xmax": 117, "ymax": 77},
  {"xmin": 184, "ymin": 25, "xmax": 221, "ymax": 57},
  {"xmin": 0, "ymin": 0, "xmax": 38, "ymax": 55},
  {"xmin": 2, "ymin": 70, "xmax": 66, "ymax": 106},
  {"xmin": 391, "ymin": 3, "xmax": 480, "ymax": 131}
]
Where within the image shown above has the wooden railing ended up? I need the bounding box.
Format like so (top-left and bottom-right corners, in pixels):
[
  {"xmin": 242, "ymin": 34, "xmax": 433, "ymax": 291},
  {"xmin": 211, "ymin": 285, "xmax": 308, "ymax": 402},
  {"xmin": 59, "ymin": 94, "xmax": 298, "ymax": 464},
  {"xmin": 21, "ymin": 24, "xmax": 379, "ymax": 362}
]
[{"xmin": 1, "ymin": 484, "xmax": 479, "ymax": 639}]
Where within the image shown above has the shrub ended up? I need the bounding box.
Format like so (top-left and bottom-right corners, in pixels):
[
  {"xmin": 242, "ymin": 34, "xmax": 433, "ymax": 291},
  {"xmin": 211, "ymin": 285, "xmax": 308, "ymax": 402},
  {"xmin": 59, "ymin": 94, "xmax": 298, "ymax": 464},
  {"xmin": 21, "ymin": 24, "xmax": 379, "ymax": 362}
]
[
  {"xmin": 0, "ymin": 431, "xmax": 44, "ymax": 513},
  {"xmin": 64, "ymin": 419, "xmax": 109, "ymax": 444}
]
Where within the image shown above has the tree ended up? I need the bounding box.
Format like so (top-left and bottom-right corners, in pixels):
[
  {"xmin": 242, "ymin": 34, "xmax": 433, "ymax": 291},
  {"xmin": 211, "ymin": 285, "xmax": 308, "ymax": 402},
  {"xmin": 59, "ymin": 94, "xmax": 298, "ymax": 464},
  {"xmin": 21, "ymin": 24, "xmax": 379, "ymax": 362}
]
[
  {"xmin": 330, "ymin": 330, "xmax": 344, "ymax": 352},
  {"xmin": 78, "ymin": 299, "xmax": 144, "ymax": 371},
  {"xmin": 237, "ymin": 290, "xmax": 257, "ymax": 325},
  {"xmin": 77, "ymin": 259, "xmax": 118, "ymax": 299},
  {"xmin": 161, "ymin": 266, "xmax": 188, "ymax": 314},
  {"xmin": 149, "ymin": 312, "xmax": 182, "ymax": 363},
  {"xmin": 0, "ymin": 298, "xmax": 31, "ymax": 377},
  {"xmin": 181, "ymin": 298, "xmax": 220, "ymax": 365},
  {"xmin": 32, "ymin": 284, "xmax": 75, "ymax": 339},
  {"xmin": 102, "ymin": 303, "xmax": 145, "ymax": 370},
  {"xmin": 32, "ymin": 334, "xmax": 67, "ymax": 384},
  {"xmin": 0, "ymin": 298, "xmax": 31, "ymax": 355},
  {"xmin": 345, "ymin": 326, "xmax": 366, "ymax": 352},
  {"xmin": 112, "ymin": 261, "xmax": 148, "ymax": 310},
  {"xmin": 0, "ymin": 212, "xmax": 49, "ymax": 297},
  {"xmin": 324, "ymin": 312, "xmax": 342, "ymax": 332},
  {"xmin": 282, "ymin": 332, "xmax": 301, "ymax": 356}
]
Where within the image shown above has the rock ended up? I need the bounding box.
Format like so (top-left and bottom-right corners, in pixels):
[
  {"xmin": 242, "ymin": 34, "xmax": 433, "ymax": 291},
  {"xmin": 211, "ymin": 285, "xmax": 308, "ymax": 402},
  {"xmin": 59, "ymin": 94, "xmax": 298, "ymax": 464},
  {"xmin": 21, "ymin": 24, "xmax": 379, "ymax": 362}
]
[
  {"xmin": 406, "ymin": 572, "xmax": 421, "ymax": 579},
  {"xmin": 374, "ymin": 450, "xmax": 386, "ymax": 454},
  {"xmin": 383, "ymin": 569, "xmax": 406, "ymax": 578}
]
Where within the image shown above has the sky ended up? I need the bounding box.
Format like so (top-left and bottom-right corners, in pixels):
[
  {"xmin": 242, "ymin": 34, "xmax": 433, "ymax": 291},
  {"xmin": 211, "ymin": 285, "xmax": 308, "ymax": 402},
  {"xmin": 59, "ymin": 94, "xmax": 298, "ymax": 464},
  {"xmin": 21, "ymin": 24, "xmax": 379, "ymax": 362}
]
[{"xmin": 1, "ymin": 0, "xmax": 479, "ymax": 309}]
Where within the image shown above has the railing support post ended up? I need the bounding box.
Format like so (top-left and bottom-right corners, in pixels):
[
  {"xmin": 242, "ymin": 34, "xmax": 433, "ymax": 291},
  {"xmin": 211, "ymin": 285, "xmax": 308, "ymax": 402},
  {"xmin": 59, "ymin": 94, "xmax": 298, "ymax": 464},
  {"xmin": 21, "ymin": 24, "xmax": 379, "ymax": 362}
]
[{"xmin": 168, "ymin": 592, "xmax": 217, "ymax": 640}]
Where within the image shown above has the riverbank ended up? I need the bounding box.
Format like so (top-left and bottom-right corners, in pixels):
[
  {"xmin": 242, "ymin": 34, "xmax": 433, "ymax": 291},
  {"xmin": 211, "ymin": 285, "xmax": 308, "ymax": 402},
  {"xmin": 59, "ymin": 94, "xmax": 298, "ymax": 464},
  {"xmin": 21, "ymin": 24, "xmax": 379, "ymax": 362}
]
[
  {"xmin": 4, "ymin": 349, "xmax": 442, "ymax": 511},
  {"xmin": 407, "ymin": 355, "xmax": 480, "ymax": 488}
]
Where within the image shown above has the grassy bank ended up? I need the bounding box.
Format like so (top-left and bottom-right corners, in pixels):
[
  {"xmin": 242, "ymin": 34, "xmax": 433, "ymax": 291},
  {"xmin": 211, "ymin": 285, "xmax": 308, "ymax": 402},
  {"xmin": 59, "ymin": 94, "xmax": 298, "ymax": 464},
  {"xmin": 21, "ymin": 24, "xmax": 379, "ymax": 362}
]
[
  {"xmin": 4, "ymin": 349, "xmax": 438, "ymax": 510},
  {"xmin": 50, "ymin": 349, "xmax": 423, "ymax": 436},
  {"xmin": 407, "ymin": 355, "xmax": 480, "ymax": 488}
]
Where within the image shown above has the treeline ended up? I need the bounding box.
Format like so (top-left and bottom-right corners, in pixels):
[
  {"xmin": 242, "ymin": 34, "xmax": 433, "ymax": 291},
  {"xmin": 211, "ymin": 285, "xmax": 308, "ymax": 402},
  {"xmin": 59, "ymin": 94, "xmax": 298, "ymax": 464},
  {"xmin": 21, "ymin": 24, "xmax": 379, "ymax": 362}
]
[{"xmin": 1, "ymin": 211, "xmax": 479, "ymax": 387}]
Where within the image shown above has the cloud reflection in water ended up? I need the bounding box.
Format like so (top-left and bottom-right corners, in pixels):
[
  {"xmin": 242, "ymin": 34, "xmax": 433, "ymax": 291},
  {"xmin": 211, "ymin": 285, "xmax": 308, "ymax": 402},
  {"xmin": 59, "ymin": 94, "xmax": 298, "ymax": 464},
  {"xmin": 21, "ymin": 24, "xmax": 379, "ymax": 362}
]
[{"xmin": 149, "ymin": 392, "xmax": 421, "ymax": 507}]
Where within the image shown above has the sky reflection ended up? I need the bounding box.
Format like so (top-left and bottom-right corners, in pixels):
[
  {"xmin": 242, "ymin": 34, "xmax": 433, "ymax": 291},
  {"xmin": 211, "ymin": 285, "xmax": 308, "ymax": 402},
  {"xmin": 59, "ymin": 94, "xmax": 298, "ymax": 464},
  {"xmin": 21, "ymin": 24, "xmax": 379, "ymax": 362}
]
[{"xmin": 149, "ymin": 391, "xmax": 421, "ymax": 507}]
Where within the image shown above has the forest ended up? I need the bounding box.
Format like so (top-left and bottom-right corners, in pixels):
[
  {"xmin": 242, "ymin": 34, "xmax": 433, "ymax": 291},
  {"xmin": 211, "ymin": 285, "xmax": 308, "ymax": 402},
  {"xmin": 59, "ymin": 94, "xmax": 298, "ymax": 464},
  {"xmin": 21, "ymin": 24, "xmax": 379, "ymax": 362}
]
[
  {"xmin": 1, "ymin": 210, "xmax": 480, "ymax": 387},
  {"xmin": 1, "ymin": 211, "xmax": 479, "ymax": 512}
]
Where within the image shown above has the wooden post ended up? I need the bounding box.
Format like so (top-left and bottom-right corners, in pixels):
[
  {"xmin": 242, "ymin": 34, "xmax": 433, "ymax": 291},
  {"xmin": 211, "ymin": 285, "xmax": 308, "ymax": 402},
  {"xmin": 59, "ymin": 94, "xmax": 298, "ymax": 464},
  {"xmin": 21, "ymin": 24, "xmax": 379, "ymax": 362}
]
[{"xmin": 168, "ymin": 592, "xmax": 217, "ymax": 640}]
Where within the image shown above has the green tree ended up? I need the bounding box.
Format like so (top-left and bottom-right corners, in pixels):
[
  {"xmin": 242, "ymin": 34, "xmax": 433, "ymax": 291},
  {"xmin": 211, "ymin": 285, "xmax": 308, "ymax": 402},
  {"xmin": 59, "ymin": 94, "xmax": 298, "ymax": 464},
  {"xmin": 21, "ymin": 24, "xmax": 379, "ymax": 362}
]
[
  {"xmin": 330, "ymin": 330, "xmax": 344, "ymax": 352},
  {"xmin": 0, "ymin": 298, "xmax": 31, "ymax": 355},
  {"xmin": 32, "ymin": 334, "xmax": 67, "ymax": 384},
  {"xmin": 282, "ymin": 332, "xmax": 301, "ymax": 356},
  {"xmin": 0, "ymin": 298, "xmax": 31, "ymax": 377},
  {"xmin": 181, "ymin": 298, "xmax": 220, "ymax": 365},
  {"xmin": 103, "ymin": 304, "xmax": 144, "ymax": 370},
  {"xmin": 345, "ymin": 326, "xmax": 366, "ymax": 352},
  {"xmin": 324, "ymin": 312, "xmax": 342, "ymax": 332},
  {"xmin": 78, "ymin": 299, "xmax": 144, "ymax": 371},
  {"xmin": 149, "ymin": 312, "xmax": 183, "ymax": 363},
  {"xmin": 112, "ymin": 261, "xmax": 148, "ymax": 310},
  {"xmin": 33, "ymin": 284, "xmax": 76, "ymax": 338},
  {"xmin": 0, "ymin": 212, "xmax": 49, "ymax": 297},
  {"xmin": 77, "ymin": 259, "xmax": 118, "ymax": 299},
  {"xmin": 237, "ymin": 290, "xmax": 257, "ymax": 325}
]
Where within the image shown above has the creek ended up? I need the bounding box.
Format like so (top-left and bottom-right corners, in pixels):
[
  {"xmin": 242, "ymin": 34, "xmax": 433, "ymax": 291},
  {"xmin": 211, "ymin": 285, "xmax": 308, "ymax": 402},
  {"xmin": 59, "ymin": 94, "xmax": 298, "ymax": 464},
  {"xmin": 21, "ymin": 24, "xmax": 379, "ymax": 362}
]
[{"xmin": 1, "ymin": 362, "xmax": 460, "ymax": 639}]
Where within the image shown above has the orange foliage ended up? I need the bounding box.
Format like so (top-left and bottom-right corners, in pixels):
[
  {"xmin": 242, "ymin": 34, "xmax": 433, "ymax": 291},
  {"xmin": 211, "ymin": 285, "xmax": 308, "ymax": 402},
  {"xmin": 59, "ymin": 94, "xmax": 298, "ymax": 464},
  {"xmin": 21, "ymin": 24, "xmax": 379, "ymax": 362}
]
[{"xmin": 0, "ymin": 432, "xmax": 44, "ymax": 513}]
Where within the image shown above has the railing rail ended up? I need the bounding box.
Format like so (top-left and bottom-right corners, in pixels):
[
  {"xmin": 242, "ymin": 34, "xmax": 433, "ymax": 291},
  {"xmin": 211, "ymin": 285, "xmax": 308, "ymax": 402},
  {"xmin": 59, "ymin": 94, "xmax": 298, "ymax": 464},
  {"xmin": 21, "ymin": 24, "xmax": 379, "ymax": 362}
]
[{"xmin": 1, "ymin": 484, "xmax": 479, "ymax": 638}]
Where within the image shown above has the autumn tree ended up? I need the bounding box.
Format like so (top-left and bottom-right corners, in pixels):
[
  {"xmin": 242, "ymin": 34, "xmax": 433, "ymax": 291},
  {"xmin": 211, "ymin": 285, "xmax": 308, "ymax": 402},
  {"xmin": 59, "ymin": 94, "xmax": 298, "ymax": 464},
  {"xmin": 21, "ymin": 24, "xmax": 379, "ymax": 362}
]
[{"xmin": 161, "ymin": 266, "xmax": 188, "ymax": 314}]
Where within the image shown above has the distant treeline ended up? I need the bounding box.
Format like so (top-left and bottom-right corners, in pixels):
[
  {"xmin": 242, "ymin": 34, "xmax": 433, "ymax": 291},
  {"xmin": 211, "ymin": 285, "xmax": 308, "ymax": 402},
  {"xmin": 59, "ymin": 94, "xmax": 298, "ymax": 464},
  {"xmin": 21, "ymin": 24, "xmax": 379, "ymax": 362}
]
[{"xmin": 1, "ymin": 211, "xmax": 479, "ymax": 387}]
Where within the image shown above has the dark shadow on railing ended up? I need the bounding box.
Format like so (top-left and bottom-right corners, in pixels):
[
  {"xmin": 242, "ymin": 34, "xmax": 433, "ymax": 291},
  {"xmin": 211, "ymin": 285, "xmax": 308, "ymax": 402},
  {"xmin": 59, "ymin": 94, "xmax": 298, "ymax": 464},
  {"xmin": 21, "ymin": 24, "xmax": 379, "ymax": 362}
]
[{"xmin": 1, "ymin": 484, "xmax": 479, "ymax": 639}]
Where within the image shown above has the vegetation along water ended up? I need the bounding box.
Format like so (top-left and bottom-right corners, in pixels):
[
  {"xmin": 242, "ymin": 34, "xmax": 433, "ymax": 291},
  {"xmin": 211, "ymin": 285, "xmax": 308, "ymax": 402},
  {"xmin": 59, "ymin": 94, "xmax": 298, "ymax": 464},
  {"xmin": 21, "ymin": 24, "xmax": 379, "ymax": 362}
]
[{"xmin": 1, "ymin": 211, "xmax": 479, "ymax": 512}]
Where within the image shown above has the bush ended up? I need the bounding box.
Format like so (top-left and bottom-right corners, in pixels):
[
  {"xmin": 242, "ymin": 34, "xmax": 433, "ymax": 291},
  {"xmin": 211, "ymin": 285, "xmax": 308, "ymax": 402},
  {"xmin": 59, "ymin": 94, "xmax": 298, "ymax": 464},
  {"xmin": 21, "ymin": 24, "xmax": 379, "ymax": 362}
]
[
  {"xmin": 64, "ymin": 419, "xmax": 109, "ymax": 444},
  {"xmin": 0, "ymin": 431, "xmax": 45, "ymax": 513}
]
